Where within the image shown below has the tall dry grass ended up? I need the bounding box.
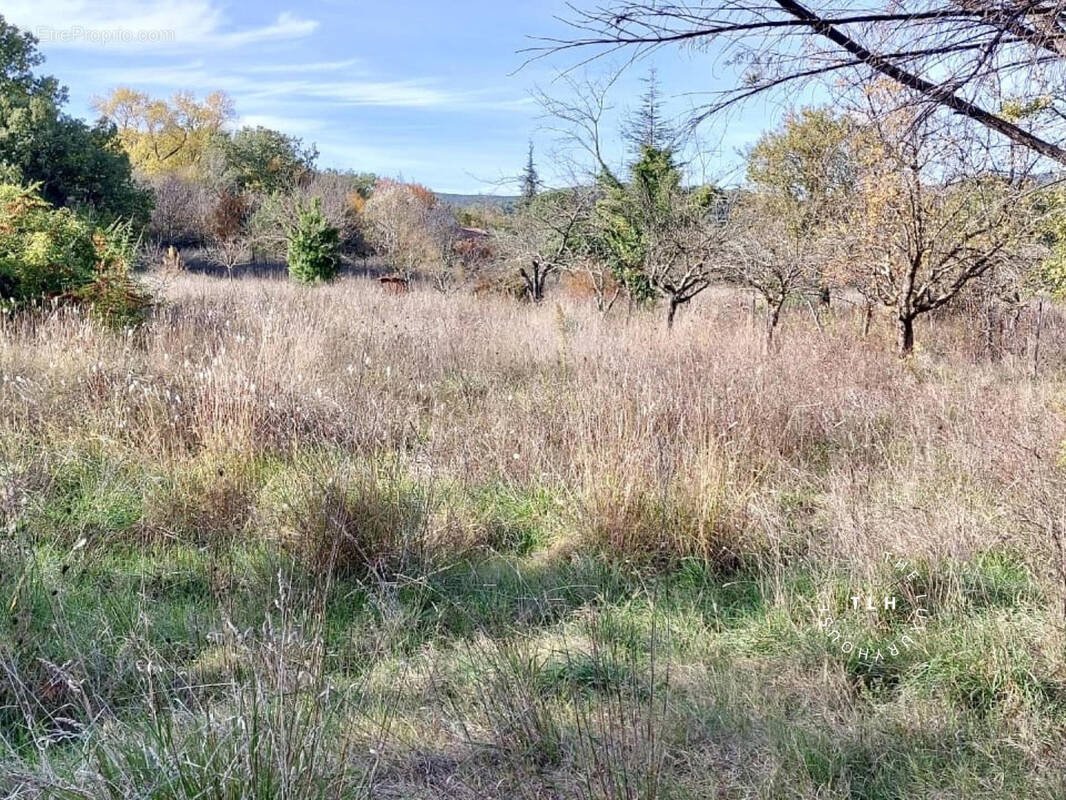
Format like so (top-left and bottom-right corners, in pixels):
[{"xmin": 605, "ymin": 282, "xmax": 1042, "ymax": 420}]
[
  {"xmin": 4, "ymin": 274, "xmax": 1066, "ymax": 797},
  {"xmin": 2, "ymin": 275, "xmax": 1063, "ymax": 572}
]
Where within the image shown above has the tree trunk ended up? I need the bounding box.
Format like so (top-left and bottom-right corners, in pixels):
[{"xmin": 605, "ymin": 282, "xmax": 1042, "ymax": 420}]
[
  {"xmin": 897, "ymin": 314, "xmax": 915, "ymax": 357},
  {"xmin": 520, "ymin": 260, "xmax": 547, "ymax": 302},
  {"xmin": 765, "ymin": 298, "xmax": 783, "ymax": 351},
  {"xmin": 983, "ymin": 298, "xmax": 1002, "ymax": 360},
  {"xmin": 1031, "ymin": 299, "xmax": 1045, "ymax": 378},
  {"xmin": 666, "ymin": 296, "xmax": 680, "ymax": 329},
  {"xmin": 862, "ymin": 301, "xmax": 874, "ymax": 337}
]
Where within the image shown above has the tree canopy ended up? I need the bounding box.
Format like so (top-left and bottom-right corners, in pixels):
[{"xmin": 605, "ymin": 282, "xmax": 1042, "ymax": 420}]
[
  {"xmin": 205, "ymin": 126, "xmax": 318, "ymax": 194},
  {"xmin": 93, "ymin": 88, "xmax": 235, "ymax": 176},
  {"xmin": 0, "ymin": 16, "xmax": 149, "ymax": 222}
]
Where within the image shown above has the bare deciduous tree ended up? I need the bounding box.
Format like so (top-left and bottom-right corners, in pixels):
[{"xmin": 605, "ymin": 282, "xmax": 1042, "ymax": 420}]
[
  {"xmin": 362, "ymin": 181, "xmax": 461, "ymax": 289},
  {"xmin": 532, "ymin": 74, "xmax": 625, "ymax": 189},
  {"xmin": 536, "ymin": 1, "xmax": 1066, "ymax": 164},
  {"xmin": 596, "ymin": 144, "xmax": 723, "ymax": 327},
  {"xmin": 642, "ymin": 196, "xmax": 722, "ymax": 328},
  {"xmin": 245, "ymin": 172, "xmax": 366, "ymax": 264},
  {"xmin": 829, "ymin": 90, "xmax": 1046, "ymax": 356},
  {"xmin": 499, "ymin": 186, "xmax": 597, "ymax": 302},
  {"xmin": 720, "ymin": 194, "xmax": 820, "ymax": 348},
  {"xmin": 206, "ymin": 234, "xmax": 250, "ymax": 278},
  {"xmin": 532, "ymin": 65, "xmax": 721, "ymax": 322},
  {"xmin": 206, "ymin": 189, "xmax": 250, "ymax": 278},
  {"xmin": 147, "ymin": 174, "xmax": 213, "ymax": 248},
  {"xmin": 564, "ymin": 254, "xmax": 624, "ymax": 314}
]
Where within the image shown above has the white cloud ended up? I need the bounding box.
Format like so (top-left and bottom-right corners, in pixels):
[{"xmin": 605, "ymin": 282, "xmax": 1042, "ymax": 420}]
[
  {"xmin": 3, "ymin": 0, "xmax": 316, "ymax": 51},
  {"xmin": 82, "ymin": 62, "xmax": 529, "ymax": 113},
  {"xmin": 238, "ymin": 78, "xmax": 534, "ymax": 112},
  {"xmin": 244, "ymin": 59, "xmax": 361, "ymax": 75},
  {"xmin": 250, "ymin": 79, "xmax": 465, "ymax": 108},
  {"xmin": 209, "ymin": 12, "xmax": 316, "ymax": 48}
]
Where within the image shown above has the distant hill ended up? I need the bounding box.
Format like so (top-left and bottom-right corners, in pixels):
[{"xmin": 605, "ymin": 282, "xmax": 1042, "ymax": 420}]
[{"xmin": 435, "ymin": 192, "xmax": 520, "ymax": 210}]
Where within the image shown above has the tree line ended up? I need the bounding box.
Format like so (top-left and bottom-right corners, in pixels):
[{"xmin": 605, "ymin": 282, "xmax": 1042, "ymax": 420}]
[
  {"xmin": 494, "ymin": 70, "xmax": 1060, "ymax": 356},
  {"xmin": 3, "ymin": 8, "xmax": 1066, "ymax": 359}
]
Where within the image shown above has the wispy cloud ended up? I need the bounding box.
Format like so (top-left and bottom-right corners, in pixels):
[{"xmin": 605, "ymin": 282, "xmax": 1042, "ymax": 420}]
[
  {"xmin": 82, "ymin": 61, "xmax": 529, "ymax": 112},
  {"xmin": 249, "ymin": 78, "xmax": 470, "ymax": 109},
  {"xmin": 82, "ymin": 61, "xmax": 214, "ymax": 87},
  {"xmin": 4, "ymin": 0, "xmax": 316, "ymax": 51},
  {"xmin": 257, "ymin": 80, "xmax": 535, "ymax": 111},
  {"xmin": 244, "ymin": 59, "xmax": 362, "ymax": 75},
  {"xmin": 209, "ymin": 12, "xmax": 316, "ymax": 48},
  {"xmin": 317, "ymin": 140, "xmax": 431, "ymax": 173},
  {"xmin": 14, "ymin": 0, "xmax": 552, "ymax": 191}
]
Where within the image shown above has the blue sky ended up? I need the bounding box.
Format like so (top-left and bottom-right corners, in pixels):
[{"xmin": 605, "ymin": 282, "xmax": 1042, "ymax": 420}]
[{"xmin": 2, "ymin": 0, "xmax": 791, "ymax": 193}]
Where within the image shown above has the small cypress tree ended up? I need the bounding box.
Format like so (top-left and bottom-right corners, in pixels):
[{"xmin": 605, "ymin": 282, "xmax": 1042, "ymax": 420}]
[
  {"xmin": 519, "ymin": 141, "xmax": 540, "ymax": 207},
  {"xmin": 286, "ymin": 198, "xmax": 340, "ymax": 284}
]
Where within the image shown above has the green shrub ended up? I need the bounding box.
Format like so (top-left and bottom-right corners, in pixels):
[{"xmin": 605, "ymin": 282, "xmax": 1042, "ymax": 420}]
[
  {"xmin": 286, "ymin": 198, "xmax": 340, "ymax": 284},
  {"xmin": 0, "ymin": 183, "xmax": 98, "ymax": 303},
  {"xmin": 0, "ymin": 184, "xmax": 151, "ymax": 323},
  {"xmin": 73, "ymin": 220, "xmax": 154, "ymax": 326}
]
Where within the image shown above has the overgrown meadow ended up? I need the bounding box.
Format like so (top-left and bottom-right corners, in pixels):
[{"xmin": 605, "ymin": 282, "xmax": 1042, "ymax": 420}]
[{"xmin": 2, "ymin": 275, "xmax": 1066, "ymax": 798}]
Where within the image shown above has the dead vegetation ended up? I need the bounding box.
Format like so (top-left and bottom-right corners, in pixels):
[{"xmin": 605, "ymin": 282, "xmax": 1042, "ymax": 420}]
[{"xmin": 2, "ymin": 275, "xmax": 1066, "ymax": 797}]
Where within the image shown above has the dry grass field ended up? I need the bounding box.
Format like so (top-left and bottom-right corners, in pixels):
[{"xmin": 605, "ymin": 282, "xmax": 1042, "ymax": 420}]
[{"xmin": 2, "ymin": 274, "xmax": 1066, "ymax": 798}]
